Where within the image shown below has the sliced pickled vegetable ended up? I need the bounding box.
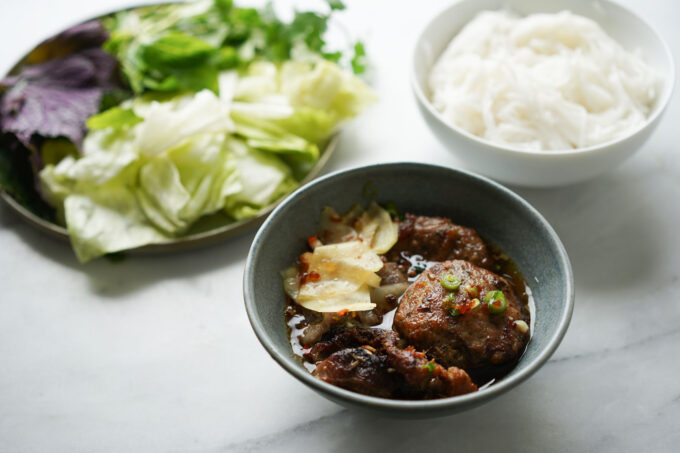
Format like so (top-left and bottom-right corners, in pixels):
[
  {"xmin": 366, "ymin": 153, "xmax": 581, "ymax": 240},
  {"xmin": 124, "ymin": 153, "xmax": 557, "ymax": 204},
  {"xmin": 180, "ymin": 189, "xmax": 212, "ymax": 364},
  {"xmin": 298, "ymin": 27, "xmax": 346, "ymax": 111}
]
[
  {"xmin": 281, "ymin": 266, "xmax": 299, "ymax": 300},
  {"xmin": 355, "ymin": 202, "xmax": 398, "ymax": 254},
  {"xmin": 514, "ymin": 320, "xmax": 529, "ymax": 334},
  {"xmin": 296, "ymin": 241, "xmax": 383, "ymax": 312},
  {"xmin": 318, "ymin": 206, "xmax": 357, "ymax": 244}
]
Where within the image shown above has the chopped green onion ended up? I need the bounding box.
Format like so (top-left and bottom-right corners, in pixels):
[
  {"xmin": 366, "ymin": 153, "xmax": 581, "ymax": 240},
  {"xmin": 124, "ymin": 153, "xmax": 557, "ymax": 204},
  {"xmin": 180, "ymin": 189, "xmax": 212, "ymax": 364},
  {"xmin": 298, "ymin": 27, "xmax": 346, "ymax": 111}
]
[
  {"xmin": 441, "ymin": 274, "xmax": 461, "ymax": 291},
  {"xmin": 449, "ymin": 307, "xmax": 461, "ymax": 317},
  {"xmin": 484, "ymin": 290, "xmax": 507, "ymax": 314},
  {"xmin": 384, "ymin": 201, "xmax": 400, "ymax": 220},
  {"xmin": 442, "ymin": 293, "xmax": 455, "ymax": 310},
  {"xmin": 422, "ymin": 362, "xmax": 436, "ymax": 372}
]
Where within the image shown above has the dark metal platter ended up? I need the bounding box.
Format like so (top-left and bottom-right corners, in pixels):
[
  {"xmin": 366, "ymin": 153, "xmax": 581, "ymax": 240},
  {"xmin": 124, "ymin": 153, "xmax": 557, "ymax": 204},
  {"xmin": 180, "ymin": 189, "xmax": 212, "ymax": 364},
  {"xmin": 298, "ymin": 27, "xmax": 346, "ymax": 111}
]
[{"xmin": 0, "ymin": 4, "xmax": 340, "ymax": 254}]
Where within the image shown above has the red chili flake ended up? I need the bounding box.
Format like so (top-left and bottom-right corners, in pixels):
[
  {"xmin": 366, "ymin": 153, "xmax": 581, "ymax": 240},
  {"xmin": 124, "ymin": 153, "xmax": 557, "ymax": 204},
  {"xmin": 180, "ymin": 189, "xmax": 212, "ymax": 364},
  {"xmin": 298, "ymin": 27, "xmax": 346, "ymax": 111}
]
[
  {"xmin": 330, "ymin": 214, "xmax": 342, "ymax": 222},
  {"xmin": 337, "ymin": 309, "xmax": 349, "ymax": 316},
  {"xmin": 298, "ymin": 252, "xmax": 311, "ymax": 265},
  {"xmin": 357, "ymin": 237, "xmax": 364, "ymax": 242},
  {"xmin": 299, "ymin": 270, "xmax": 320, "ymax": 285},
  {"xmin": 307, "ymin": 235, "xmax": 318, "ymax": 248},
  {"xmin": 308, "ymin": 271, "xmax": 320, "ymax": 282}
]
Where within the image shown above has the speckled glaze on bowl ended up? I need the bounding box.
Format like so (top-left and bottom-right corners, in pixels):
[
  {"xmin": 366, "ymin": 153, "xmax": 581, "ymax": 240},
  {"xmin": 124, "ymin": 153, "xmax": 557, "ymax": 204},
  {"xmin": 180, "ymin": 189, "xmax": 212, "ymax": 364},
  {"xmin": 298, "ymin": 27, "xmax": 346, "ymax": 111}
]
[{"xmin": 243, "ymin": 163, "xmax": 574, "ymax": 417}]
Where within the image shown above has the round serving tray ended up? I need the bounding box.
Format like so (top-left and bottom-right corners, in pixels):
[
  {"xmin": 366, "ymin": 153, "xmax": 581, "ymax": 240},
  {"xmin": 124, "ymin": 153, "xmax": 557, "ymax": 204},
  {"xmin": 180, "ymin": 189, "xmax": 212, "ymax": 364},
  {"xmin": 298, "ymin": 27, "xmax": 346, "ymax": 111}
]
[{"xmin": 0, "ymin": 3, "xmax": 341, "ymax": 254}]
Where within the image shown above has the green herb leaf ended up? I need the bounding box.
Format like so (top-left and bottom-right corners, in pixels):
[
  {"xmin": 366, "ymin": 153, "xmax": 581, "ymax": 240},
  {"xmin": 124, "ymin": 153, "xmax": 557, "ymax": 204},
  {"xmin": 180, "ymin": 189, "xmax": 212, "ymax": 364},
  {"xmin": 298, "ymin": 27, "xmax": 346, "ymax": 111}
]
[
  {"xmin": 104, "ymin": 0, "xmax": 365, "ymax": 94},
  {"xmin": 86, "ymin": 106, "xmax": 142, "ymax": 131},
  {"xmin": 141, "ymin": 32, "xmax": 215, "ymax": 68},
  {"xmin": 351, "ymin": 41, "xmax": 367, "ymax": 74},
  {"xmin": 327, "ymin": 0, "xmax": 346, "ymax": 11},
  {"xmin": 423, "ymin": 362, "xmax": 436, "ymax": 373},
  {"xmin": 322, "ymin": 51, "xmax": 342, "ymax": 63},
  {"xmin": 215, "ymin": 46, "xmax": 240, "ymax": 69}
]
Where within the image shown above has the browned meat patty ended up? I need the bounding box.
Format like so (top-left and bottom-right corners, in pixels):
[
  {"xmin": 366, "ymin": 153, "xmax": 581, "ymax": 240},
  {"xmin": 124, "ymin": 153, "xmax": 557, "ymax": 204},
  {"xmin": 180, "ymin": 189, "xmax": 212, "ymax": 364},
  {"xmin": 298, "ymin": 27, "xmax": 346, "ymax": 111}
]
[
  {"xmin": 386, "ymin": 214, "xmax": 493, "ymax": 269},
  {"xmin": 314, "ymin": 347, "xmax": 396, "ymax": 398},
  {"xmin": 377, "ymin": 261, "xmax": 407, "ymax": 284},
  {"xmin": 393, "ymin": 260, "xmax": 529, "ymax": 371},
  {"xmin": 309, "ymin": 329, "xmax": 477, "ymax": 399}
]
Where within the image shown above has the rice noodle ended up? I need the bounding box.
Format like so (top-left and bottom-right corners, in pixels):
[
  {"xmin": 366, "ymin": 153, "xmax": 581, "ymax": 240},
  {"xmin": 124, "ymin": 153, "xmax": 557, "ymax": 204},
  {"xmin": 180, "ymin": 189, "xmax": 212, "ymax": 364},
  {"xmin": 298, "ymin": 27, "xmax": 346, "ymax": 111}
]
[{"xmin": 428, "ymin": 10, "xmax": 661, "ymax": 151}]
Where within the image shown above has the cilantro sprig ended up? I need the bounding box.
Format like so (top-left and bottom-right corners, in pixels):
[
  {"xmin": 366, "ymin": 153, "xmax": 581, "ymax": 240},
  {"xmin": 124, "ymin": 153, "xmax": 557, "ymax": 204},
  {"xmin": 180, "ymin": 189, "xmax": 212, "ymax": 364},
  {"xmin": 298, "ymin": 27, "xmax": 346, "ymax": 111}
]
[{"xmin": 104, "ymin": 0, "xmax": 366, "ymax": 94}]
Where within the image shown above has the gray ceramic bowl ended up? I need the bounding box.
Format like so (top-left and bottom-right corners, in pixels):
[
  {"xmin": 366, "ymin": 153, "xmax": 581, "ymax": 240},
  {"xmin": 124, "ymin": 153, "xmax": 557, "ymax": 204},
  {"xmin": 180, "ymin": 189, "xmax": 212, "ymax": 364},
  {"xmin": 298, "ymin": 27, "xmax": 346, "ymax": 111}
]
[{"xmin": 243, "ymin": 163, "xmax": 574, "ymax": 417}]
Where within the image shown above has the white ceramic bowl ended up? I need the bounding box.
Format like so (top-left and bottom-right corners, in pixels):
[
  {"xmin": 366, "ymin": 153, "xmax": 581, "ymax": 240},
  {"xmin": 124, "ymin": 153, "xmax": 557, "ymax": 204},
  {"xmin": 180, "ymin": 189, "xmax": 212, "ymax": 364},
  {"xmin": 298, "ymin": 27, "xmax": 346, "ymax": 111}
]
[{"xmin": 412, "ymin": 0, "xmax": 675, "ymax": 187}]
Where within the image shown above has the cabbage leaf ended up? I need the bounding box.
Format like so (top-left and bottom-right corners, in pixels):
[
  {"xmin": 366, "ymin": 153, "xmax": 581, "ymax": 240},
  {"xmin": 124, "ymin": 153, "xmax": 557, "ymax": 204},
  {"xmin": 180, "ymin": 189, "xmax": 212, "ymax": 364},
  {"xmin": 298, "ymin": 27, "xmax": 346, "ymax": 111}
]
[{"xmin": 39, "ymin": 57, "xmax": 373, "ymax": 262}]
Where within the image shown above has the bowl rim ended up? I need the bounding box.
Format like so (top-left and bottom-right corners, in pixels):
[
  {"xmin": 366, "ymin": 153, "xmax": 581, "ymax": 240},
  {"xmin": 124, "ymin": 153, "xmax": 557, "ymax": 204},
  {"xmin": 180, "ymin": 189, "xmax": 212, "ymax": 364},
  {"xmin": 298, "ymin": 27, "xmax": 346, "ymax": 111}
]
[
  {"xmin": 410, "ymin": 0, "xmax": 676, "ymax": 157},
  {"xmin": 243, "ymin": 162, "xmax": 575, "ymax": 412}
]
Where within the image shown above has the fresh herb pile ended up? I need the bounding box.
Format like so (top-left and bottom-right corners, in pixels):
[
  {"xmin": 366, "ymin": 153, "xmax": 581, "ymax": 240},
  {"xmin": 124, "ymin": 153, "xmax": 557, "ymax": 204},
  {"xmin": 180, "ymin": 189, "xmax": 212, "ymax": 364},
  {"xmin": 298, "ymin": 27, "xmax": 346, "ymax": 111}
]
[{"xmin": 0, "ymin": 0, "xmax": 374, "ymax": 262}]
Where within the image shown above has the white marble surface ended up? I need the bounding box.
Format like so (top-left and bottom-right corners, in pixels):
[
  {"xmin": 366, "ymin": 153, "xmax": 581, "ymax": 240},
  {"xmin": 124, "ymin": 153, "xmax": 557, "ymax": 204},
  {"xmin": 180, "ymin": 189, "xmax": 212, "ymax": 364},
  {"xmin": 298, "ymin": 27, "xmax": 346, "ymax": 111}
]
[{"xmin": 1, "ymin": 0, "xmax": 679, "ymax": 451}]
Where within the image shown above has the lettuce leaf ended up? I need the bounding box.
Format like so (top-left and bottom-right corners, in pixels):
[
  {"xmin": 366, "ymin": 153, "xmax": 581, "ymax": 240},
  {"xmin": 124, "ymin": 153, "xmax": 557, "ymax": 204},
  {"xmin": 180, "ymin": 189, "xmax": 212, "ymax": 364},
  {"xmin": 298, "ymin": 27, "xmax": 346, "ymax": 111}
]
[
  {"xmin": 86, "ymin": 106, "xmax": 142, "ymax": 130},
  {"xmin": 64, "ymin": 190, "xmax": 169, "ymax": 263},
  {"xmin": 38, "ymin": 57, "xmax": 374, "ymax": 262},
  {"xmin": 38, "ymin": 89, "xmax": 293, "ymax": 261},
  {"xmin": 281, "ymin": 60, "xmax": 377, "ymax": 119},
  {"xmin": 222, "ymin": 138, "xmax": 296, "ymax": 220}
]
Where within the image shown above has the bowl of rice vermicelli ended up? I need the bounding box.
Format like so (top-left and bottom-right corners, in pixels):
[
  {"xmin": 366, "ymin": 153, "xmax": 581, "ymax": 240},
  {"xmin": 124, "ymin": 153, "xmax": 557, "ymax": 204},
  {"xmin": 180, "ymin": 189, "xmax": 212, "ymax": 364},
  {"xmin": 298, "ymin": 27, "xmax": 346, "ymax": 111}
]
[{"xmin": 412, "ymin": 0, "xmax": 674, "ymax": 187}]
